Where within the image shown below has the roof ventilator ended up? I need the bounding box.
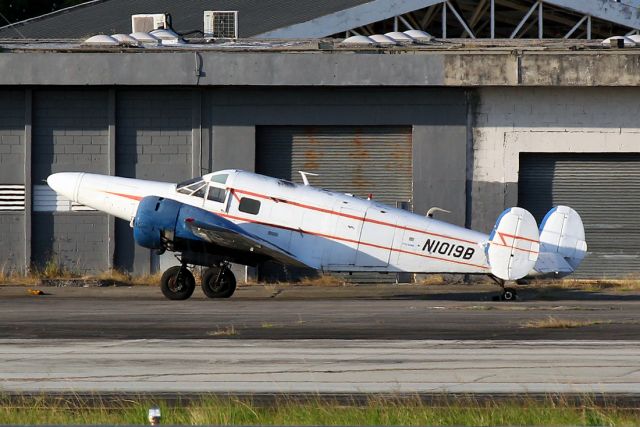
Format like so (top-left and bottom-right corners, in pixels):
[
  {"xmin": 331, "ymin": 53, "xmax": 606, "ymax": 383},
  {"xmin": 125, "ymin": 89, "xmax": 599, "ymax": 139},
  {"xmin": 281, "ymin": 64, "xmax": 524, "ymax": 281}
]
[{"xmin": 131, "ymin": 13, "xmax": 167, "ymax": 33}]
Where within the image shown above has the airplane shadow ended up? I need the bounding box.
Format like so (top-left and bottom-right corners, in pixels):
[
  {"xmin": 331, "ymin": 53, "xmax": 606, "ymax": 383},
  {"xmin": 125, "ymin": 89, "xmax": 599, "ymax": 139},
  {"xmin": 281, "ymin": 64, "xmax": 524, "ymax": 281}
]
[{"xmin": 385, "ymin": 288, "xmax": 640, "ymax": 302}]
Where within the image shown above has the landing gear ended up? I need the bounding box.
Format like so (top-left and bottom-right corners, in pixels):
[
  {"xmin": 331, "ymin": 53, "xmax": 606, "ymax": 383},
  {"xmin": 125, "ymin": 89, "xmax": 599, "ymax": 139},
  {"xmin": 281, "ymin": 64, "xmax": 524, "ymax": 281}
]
[
  {"xmin": 501, "ymin": 287, "xmax": 517, "ymax": 301},
  {"xmin": 489, "ymin": 275, "xmax": 518, "ymax": 302},
  {"xmin": 201, "ymin": 265, "xmax": 236, "ymax": 298},
  {"xmin": 160, "ymin": 265, "xmax": 196, "ymax": 300}
]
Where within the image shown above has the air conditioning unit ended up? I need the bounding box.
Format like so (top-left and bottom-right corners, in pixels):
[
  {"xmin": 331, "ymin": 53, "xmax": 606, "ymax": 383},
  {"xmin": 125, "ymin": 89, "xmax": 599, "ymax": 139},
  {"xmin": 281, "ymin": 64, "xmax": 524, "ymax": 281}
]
[
  {"xmin": 131, "ymin": 14, "xmax": 167, "ymax": 33},
  {"xmin": 204, "ymin": 11, "xmax": 238, "ymax": 38}
]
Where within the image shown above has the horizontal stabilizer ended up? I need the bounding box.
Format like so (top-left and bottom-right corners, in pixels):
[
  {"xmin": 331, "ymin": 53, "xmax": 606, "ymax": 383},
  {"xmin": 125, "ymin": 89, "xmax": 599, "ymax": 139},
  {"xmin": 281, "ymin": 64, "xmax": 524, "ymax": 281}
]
[
  {"xmin": 534, "ymin": 252, "xmax": 575, "ymax": 275},
  {"xmin": 487, "ymin": 207, "xmax": 540, "ymax": 280},
  {"xmin": 535, "ymin": 205, "xmax": 587, "ymax": 275}
]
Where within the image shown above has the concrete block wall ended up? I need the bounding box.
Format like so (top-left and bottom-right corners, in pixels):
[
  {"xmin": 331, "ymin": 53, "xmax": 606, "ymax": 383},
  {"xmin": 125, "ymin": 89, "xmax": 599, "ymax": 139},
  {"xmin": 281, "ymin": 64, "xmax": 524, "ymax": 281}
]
[
  {"xmin": 32, "ymin": 90, "xmax": 109, "ymax": 180},
  {"xmin": 470, "ymin": 87, "xmax": 640, "ymax": 232},
  {"xmin": 115, "ymin": 90, "xmax": 194, "ymax": 273},
  {"xmin": 116, "ymin": 90, "xmax": 192, "ymax": 181},
  {"xmin": 0, "ymin": 90, "xmax": 25, "ymax": 182},
  {"xmin": 31, "ymin": 90, "xmax": 109, "ymax": 272},
  {"xmin": 32, "ymin": 213, "xmax": 108, "ymax": 273},
  {"xmin": 0, "ymin": 90, "xmax": 26, "ymax": 273},
  {"xmin": 0, "ymin": 214, "xmax": 25, "ymax": 274}
]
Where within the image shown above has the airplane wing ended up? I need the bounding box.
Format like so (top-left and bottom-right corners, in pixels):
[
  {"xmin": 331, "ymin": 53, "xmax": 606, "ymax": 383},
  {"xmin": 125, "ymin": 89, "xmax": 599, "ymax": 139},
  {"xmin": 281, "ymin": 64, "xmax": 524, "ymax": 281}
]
[{"xmin": 184, "ymin": 216, "xmax": 311, "ymax": 269}]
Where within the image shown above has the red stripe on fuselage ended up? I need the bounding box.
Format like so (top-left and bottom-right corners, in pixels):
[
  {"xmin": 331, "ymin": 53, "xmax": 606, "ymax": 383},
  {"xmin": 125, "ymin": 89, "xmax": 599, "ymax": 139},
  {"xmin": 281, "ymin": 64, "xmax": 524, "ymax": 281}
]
[
  {"xmin": 103, "ymin": 191, "xmax": 142, "ymax": 201},
  {"xmin": 231, "ymin": 187, "xmax": 480, "ymax": 245},
  {"xmin": 216, "ymin": 212, "xmax": 488, "ymax": 270}
]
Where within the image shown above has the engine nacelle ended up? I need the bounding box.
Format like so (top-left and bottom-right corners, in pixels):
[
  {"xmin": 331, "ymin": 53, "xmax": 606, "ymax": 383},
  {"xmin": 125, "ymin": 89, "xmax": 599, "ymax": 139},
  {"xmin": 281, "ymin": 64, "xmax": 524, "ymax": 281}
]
[
  {"xmin": 133, "ymin": 196, "xmax": 231, "ymax": 257},
  {"xmin": 133, "ymin": 196, "xmax": 182, "ymax": 250}
]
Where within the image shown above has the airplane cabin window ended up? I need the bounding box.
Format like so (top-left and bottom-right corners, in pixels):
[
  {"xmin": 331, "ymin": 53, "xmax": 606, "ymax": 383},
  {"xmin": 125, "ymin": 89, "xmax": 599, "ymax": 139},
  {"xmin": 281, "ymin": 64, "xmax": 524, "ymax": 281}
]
[
  {"xmin": 210, "ymin": 174, "xmax": 229, "ymax": 185},
  {"xmin": 207, "ymin": 186, "xmax": 227, "ymax": 203},
  {"xmin": 239, "ymin": 197, "xmax": 260, "ymax": 215}
]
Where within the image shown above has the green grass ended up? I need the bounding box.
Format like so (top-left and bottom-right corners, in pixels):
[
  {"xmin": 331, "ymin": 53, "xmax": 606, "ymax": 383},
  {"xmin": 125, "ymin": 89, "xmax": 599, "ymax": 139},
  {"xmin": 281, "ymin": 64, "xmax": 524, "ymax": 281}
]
[{"xmin": 0, "ymin": 395, "xmax": 638, "ymax": 426}]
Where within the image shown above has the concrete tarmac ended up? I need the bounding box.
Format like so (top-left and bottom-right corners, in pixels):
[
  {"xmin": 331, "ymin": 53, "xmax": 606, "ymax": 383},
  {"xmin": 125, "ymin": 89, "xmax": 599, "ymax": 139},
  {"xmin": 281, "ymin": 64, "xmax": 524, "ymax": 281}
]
[
  {"xmin": 1, "ymin": 284, "xmax": 639, "ymax": 395},
  {"xmin": 0, "ymin": 284, "xmax": 639, "ymax": 340},
  {"xmin": 1, "ymin": 339, "xmax": 639, "ymax": 394}
]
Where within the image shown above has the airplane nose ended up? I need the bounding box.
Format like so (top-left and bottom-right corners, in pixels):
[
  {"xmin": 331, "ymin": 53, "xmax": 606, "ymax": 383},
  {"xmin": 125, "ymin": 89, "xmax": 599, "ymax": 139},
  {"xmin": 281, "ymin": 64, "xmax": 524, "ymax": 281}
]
[{"xmin": 47, "ymin": 172, "xmax": 82, "ymax": 202}]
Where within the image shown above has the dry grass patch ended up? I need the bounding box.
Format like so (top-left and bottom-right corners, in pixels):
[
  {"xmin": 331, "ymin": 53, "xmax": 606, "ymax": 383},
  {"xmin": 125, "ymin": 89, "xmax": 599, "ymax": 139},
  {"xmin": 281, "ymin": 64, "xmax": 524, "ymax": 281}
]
[
  {"xmin": 522, "ymin": 316, "xmax": 611, "ymax": 329},
  {"xmin": 0, "ymin": 270, "xmax": 39, "ymax": 285},
  {"xmin": 416, "ymin": 274, "xmax": 447, "ymax": 286},
  {"xmin": 90, "ymin": 269, "xmax": 163, "ymax": 286},
  {"xmin": 298, "ymin": 274, "xmax": 345, "ymax": 287},
  {"xmin": 207, "ymin": 325, "xmax": 238, "ymax": 337},
  {"xmin": 530, "ymin": 276, "xmax": 640, "ymax": 292}
]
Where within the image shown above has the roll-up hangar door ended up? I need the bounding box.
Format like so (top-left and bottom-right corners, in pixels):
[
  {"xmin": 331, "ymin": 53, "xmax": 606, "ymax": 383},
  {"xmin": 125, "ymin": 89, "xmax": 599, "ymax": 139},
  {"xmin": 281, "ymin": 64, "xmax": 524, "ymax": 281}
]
[
  {"xmin": 256, "ymin": 126, "xmax": 413, "ymax": 207},
  {"xmin": 518, "ymin": 153, "xmax": 640, "ymax": 279},
  {"xmin": 256, "ymin": 126, "xmax": 413, "ymax": 283}
]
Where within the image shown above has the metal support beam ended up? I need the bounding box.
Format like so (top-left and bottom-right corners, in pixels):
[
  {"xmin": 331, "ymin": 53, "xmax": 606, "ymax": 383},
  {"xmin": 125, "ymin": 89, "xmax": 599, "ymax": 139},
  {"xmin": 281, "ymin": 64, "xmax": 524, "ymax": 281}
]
[
  {"xmin": 490, "ymin": 0, "xmax": 495, "ymax": 38},
  {"xmin": 587, "ymin": 15, "xmax": 591, "ymax": 40},
  {"xmin": 398, "ymin": 15, "xmax": 415, "ymax": 31},
  {"xmin": 510, "ymin": 0, "xmax": 540, "ymax": 38},
  {"xmin": 564, "ymin": 15, "xmax": 588, "ymax": 39},
  {"xmin": 442, "ymin": 1, "xmax": 447, "ymax": 38},
  {"xmin": 538, "ymin": 1, "xmax": 543, "ymax": 39},
  {"xmin": 394, "ymin": 15, "xmax": 399, "ymax": 31},
  {"xmin": 256, "ymin": 0, "xmax": 444, "ymax": 38},
  {"xmin": 545, "ymin": 0, "xmax": 640, "ymax": 32},
  {"xmin": 446, "ymin": 1, "xmax": 476, "ymax": 38}
]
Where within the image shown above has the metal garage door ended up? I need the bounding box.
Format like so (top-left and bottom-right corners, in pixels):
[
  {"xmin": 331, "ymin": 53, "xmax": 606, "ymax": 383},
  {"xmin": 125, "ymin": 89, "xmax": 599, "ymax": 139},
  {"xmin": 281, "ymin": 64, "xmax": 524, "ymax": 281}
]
[
  {"xmin": 256, "ymin": 126, "xmax": 413, "ymax": 207},
  {"xmin": 256, "ymin": 126, "xmax": 413, "ymax": 283},
  {"xmin": 518, "ymin": 153, "xmax": 640, "ymax": 278}
]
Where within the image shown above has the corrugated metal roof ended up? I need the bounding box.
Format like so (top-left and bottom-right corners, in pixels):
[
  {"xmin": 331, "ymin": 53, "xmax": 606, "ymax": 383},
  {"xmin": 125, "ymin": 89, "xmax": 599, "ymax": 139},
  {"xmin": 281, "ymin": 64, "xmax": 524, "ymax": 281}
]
[{"xmin": 0, "ymin": 0, "xmax": 371, "ymax": 39}]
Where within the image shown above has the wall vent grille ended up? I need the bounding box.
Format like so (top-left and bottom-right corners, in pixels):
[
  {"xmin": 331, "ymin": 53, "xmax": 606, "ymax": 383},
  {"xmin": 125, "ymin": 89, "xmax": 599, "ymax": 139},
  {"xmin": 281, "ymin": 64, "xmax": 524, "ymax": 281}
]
[
  {"xmin": 204, "ymin": 11, "xmax": 238, "ymax": 38},
  {"xmin": 0, "ymin": 185, "xmax": 25, "ymax": 211},
  {"xmin": 33, "ymin": 185, "xmax": 95, "ymax": 212}
]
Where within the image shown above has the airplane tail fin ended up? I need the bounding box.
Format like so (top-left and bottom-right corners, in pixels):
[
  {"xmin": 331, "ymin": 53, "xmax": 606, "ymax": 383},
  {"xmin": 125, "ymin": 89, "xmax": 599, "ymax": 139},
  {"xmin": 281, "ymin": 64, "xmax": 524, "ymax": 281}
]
[
  {"xmin": 533, "ymin": 206, "xmax": 587, "ymax": 277},
  {"xmin": 486, "ymin": 207, "xmax": 540, "ymax": 280}
]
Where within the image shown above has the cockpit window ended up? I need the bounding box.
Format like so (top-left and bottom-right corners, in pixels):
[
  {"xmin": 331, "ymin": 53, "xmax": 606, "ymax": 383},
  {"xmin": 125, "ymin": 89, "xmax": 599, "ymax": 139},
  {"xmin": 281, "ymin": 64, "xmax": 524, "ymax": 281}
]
[
  {"xmin": 192, "ymin": 186, "xmax": 206, "ymax": 198},
  {"xmin": 177, "ymin": 177, "xmax": 202, "ymax": 189},
  {"xmin": 207, "ymin": 186, "xmax": 227, "ymax": 203},
  {"xmin": 177, "ymin": 179, "xmax": 206, "ymax": 196},
  {"xmin": 210, "ymin": 174, "xmax": 229, "ymax": 185}
]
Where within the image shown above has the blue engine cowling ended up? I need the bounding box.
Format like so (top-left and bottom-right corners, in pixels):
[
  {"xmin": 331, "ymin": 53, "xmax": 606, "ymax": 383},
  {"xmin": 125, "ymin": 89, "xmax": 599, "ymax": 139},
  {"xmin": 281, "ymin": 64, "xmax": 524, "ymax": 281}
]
[
  {"xmin": 133, "ymin": 196, "xmax": 182, "ymax": 249},
  {"xmin": 133, "ymin": 195, "xmax": 221, "ymax": 251}
]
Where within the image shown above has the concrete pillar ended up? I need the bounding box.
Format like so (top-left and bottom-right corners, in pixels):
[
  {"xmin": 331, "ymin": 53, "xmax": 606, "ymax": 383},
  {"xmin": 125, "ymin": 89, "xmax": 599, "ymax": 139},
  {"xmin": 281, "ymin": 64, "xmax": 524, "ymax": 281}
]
[{"xmin": 23, "ymin": 89, "xmax": 32, "ymax": 273}]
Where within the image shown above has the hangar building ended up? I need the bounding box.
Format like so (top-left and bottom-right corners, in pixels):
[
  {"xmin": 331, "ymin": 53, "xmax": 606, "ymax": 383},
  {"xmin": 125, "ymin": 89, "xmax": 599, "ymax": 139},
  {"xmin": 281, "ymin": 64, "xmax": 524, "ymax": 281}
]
[{"xmin": 0, "ymin": 0, "xmax": 639, "ymax": 279}]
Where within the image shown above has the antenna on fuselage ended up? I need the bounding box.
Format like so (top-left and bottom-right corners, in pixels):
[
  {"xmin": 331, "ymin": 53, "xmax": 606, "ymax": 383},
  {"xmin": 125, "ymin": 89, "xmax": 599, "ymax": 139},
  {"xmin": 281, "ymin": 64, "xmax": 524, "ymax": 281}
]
[
  {"xmin": 298, "ymin": 171, "xmax": 319, "ymax": 186},
  {"xmin": 427, "ymin": 207, "xmax": 451, "ymax": 218}
]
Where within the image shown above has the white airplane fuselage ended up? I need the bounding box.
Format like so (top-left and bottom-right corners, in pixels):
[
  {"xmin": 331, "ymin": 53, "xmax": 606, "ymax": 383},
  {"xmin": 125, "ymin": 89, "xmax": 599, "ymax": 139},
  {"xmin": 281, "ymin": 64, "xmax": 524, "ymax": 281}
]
[{"xmin": 48, "ymin": 170, "xmax": 491, "ymax": 274}]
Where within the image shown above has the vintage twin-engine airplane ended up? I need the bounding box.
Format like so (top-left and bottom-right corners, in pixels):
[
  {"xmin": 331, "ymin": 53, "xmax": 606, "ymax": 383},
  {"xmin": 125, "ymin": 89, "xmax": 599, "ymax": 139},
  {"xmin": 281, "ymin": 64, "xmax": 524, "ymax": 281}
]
[{"xmin": 47, "ymin": 169, "xmax": 587, "ymax": 301}]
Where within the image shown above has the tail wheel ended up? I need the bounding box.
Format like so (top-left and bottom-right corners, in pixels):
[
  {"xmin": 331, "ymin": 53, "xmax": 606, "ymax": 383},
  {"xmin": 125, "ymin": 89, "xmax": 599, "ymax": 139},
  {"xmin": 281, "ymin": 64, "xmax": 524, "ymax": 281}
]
[
  {"xmin": 160, "ymin": 265, "xmax": 196, "ymax": 300},
  {"xmin": 501, "ymin": 287, "xmax": 517, "ymax": 301},
  {"xmin": 202, "ymin": 267, "xmax": 236, "ymax": 299}
]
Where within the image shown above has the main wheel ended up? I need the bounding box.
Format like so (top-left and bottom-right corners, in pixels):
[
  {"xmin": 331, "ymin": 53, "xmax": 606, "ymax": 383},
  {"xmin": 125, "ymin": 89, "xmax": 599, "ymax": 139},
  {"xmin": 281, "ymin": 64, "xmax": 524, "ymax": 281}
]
[
  {"xmin": 201, "ymin": 267, "xmax": 236, "ymax": 298},
  {"xmin": 501, "ymin": 287, "xmax": 517, "ymax": 301},
  {"xmin": 160, "ymin": 266, "xmax": 196, "ymax": 300}
]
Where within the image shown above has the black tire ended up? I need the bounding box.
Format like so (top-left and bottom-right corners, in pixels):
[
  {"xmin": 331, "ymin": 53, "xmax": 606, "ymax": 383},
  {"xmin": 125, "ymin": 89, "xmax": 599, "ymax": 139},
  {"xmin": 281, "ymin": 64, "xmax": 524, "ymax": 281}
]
[
  {"xmin": 160, "ymin": 266, "xmax": 196, "ymax": 300},
  {"xmin": 201, "ymin": 267, "xmax": 237, "ymax": 299},
  {"xmin": 502, "ymin": 287, "xmax": 517, "ymax": 301}
]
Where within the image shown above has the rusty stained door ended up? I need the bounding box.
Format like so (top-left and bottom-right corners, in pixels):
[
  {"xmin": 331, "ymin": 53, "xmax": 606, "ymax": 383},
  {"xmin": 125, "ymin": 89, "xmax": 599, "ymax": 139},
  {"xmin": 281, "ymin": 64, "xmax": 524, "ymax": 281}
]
[{"xmin": 256, "ymin": 126, "xmax": 413, "ymax": 207}]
